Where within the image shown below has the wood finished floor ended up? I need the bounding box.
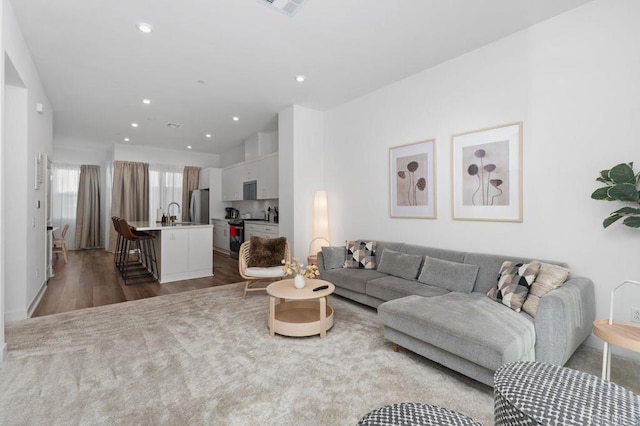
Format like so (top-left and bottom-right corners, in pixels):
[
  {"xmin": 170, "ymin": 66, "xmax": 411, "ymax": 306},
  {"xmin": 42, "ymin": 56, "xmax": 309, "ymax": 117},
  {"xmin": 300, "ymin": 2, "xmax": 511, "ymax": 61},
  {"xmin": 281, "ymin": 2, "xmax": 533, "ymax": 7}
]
[{"xmin": 32, "ymin": 249, "xmax": 243, "ymax": 317}]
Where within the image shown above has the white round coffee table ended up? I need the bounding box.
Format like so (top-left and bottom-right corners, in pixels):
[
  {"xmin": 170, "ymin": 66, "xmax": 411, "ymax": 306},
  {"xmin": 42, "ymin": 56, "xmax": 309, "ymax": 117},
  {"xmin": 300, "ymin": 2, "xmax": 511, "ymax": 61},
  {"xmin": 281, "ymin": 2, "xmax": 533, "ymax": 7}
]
[{"xmin": 266, "ymin": 278, "xmax": 335, "ymax": 338}]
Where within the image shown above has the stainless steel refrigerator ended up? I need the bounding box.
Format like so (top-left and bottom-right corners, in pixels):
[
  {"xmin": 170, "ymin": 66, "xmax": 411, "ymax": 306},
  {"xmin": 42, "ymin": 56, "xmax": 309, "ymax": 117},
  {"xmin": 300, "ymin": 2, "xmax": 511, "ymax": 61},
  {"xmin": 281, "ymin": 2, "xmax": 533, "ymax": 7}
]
[{"xmin": 189, "ymin": 189, "xmax": 209, "ymax": 223}]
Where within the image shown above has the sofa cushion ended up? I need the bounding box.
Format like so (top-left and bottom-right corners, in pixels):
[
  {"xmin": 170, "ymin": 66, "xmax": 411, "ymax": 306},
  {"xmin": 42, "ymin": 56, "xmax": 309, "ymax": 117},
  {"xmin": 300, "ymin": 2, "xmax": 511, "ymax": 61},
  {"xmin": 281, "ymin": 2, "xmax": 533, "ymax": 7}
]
[
  {"xmin": 377, "ymin": 249, "xmax": 423, "ymax": 280},
  {"xmin": 378, "ymin": 293, "xmax": 536, "ymax": 371},
  {"xmin": 417, "ymin": 257, "xmax": 479, "ymax": 293},
  {"xmin": 319, "ymin": 267, "xmax": 387, "ymax": 294},
  {"xmin": 522, "ymin": 263, "xmax": 571, "ymax": 317},
  {"xmin": 399, "ymin": 244, "xmax": 466, "ymax": 263},
  {"xmin": 488, "ymin": 261, "xmax": 541, "ymax": 312},
  {"xmin": 367, "ymin": 276, "xmax": 449, "ymax": 301},
  {"xmin": 464, "ymin": 252, "xmax": 566, "ymax": 294},
  {"xmin": 321, "ymin": 246, "xmax": 346, "ymax": 270},
  {"xmin": 345, "ymin": 240, "xmax": 377, "ymax": 269}
]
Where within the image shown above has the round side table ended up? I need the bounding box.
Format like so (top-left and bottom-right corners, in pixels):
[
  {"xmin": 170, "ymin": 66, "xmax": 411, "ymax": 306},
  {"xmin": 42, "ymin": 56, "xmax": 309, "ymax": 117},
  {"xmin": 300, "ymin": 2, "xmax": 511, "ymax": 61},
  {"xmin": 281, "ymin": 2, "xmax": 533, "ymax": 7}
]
[{"xmin": 494, "ymin": 361, "xmax": 640, "ymax": 425}]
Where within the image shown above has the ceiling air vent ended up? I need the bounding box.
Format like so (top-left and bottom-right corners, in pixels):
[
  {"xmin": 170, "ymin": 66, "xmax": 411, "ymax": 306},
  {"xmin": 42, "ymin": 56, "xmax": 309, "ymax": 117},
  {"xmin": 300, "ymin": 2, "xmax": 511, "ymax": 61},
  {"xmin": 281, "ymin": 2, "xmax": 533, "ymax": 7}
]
[
  {"xmin": 166, "ymin": 122, "xmax": 182, "ymax": 128},
  {"xmin": 258, "ymin": 0, "xmax": 307, "ymax": 17}
]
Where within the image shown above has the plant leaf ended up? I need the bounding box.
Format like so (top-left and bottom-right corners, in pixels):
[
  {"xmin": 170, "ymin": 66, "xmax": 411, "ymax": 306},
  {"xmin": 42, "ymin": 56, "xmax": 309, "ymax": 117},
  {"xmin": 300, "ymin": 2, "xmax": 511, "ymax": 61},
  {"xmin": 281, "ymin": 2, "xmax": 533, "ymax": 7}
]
[
  {"xmin": 609, "ymin": 163, "xmax": 636, "ymax": 184},
  {"xmin": 599, "ymin": 169, "xmax": 611, "ymax": 182},
  {"xmin": 612, "ymin": 207, "xmax": 640, "ymax": 215},
  {"xmin": 607, "ymin": 183, "xmax": 639, "ymax": 202},
  {"xmin": 591, "ymin": 187, "xmax": 611, "ymax": 200},
  {"xmin": 603, "ymin": 214, "xmax": 623, "ymax": 228},
  {"xmin": 623, "ymin": 216, "xmax": 640, "ymax": 228}
]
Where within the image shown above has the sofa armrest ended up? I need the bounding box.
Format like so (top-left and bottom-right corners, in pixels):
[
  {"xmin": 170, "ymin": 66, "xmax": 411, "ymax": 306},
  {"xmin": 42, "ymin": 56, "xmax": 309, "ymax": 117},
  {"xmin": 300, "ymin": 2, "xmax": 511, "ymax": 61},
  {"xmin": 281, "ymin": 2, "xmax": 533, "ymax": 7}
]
[
  {"xmin": 316, "ymin": 251, "xmax": 327, "ymax": 274},
  {"xmin": 534, "ymin": 276, "xmax": 596, "ymax": 365}
]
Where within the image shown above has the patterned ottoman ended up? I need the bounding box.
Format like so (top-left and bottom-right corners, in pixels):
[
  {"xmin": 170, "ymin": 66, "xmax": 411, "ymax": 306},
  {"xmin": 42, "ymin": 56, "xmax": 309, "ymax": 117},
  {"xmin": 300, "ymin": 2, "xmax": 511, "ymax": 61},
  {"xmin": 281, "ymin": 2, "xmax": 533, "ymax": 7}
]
[
  {"xmin": 494, "ymin": 361, "xmax": 640, "ymax": 425},
  {"xmin": 357, "ymin": 403, "xmax": 481, "ymax": 426}
]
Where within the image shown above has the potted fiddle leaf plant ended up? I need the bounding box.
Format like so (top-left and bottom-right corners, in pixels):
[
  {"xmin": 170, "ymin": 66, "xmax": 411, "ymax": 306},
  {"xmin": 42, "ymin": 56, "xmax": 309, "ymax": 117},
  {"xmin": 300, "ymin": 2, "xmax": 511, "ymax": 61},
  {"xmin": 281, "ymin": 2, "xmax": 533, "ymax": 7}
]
[{"xmin": 591, "ymin": 162, "xmax": 640, "ymax": 228}]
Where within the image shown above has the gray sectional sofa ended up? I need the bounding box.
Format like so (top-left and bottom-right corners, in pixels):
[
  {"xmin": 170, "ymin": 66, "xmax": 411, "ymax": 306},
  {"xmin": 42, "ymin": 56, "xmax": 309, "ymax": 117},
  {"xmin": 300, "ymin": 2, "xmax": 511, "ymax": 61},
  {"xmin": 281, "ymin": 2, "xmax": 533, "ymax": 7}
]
[{"xmin": 317, "ymin": 241, "xmax": 595, "ymax": 386}]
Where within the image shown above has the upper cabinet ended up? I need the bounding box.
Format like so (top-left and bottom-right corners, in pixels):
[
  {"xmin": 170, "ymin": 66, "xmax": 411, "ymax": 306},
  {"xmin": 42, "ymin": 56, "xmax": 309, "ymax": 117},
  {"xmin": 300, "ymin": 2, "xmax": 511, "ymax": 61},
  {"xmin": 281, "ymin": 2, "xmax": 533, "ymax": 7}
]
[
  {"xmin": 222, "ymin": 154, "xmax": 278, "ymax": 201},
  {"xmin": 257, "ymin": 153, "xmax": 278, "ymax": 199}
]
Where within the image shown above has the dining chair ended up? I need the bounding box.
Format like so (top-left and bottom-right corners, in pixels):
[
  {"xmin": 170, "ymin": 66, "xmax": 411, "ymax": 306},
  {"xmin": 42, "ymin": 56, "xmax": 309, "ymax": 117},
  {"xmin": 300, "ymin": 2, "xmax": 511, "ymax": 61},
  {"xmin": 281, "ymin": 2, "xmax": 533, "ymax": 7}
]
[{"xmin": 52, "ymin": 224, "xmax": 69, "ymax": 263}]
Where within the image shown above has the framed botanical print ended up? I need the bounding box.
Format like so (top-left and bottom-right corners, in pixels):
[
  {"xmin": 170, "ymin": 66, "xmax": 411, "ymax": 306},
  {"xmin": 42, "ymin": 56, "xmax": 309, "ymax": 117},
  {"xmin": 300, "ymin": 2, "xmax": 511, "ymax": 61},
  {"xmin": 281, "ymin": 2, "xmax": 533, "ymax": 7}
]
[
  {"xmin": 451, "ymin": 122, "xmax": 522, "ymax": 222},
  {"xmin": 389, "ymin": 139, "xmax": 437, "ymax": 219}
]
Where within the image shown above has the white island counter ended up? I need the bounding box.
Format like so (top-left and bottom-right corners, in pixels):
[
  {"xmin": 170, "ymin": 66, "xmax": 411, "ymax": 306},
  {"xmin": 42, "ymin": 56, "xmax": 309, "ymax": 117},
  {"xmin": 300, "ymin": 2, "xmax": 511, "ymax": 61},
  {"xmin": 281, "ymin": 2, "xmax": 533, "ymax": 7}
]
[{"xmin": 128, "ymin": 221, "xmax": 213, "ymax": 284}]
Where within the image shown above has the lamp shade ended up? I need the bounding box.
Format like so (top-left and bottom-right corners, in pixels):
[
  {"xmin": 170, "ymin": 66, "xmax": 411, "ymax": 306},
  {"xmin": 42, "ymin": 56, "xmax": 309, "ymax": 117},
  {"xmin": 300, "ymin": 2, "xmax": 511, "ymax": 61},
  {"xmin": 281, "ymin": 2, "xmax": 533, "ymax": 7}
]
[{"xmin": 310, "ymin": 190, "xmax": 330, "ymax": 256}]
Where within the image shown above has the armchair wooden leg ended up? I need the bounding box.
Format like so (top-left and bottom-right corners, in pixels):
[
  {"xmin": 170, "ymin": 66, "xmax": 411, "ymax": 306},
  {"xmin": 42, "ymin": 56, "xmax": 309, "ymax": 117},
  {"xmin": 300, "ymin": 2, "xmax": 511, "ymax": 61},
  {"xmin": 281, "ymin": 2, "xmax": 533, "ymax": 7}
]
[
  {"xmin": 392, "ymin": 343, "xmax": 400, "ymax": 352},
  {"xmin": 243, "ymin": 281, "xmax": 249, "ymax": 299}
]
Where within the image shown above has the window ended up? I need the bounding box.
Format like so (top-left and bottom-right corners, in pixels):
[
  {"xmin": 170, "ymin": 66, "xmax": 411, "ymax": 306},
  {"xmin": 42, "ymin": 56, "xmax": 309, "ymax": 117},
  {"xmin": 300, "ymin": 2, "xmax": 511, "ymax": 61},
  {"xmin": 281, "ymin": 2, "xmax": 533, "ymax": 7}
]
[
  {"xmin": 51, "ymin": 163, "xmax": 80, "ymax": 249},
  {"xmin": 149, "ymin": 164, "xmax": 183, "ymax": 222}
]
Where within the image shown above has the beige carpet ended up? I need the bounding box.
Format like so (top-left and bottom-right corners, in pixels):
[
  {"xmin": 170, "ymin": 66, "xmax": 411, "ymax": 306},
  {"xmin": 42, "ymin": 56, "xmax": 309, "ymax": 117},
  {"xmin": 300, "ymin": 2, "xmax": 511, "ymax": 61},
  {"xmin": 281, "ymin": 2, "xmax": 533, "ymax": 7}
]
[{"xmin": 1, "ymin": 283, "xmax": 637, "ymax": 425}]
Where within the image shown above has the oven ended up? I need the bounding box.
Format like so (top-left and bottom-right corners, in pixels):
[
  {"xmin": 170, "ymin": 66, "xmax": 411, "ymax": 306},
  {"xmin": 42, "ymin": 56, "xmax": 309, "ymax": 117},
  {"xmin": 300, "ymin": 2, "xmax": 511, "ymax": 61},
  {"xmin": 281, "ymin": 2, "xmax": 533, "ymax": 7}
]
[{"xmin": 228, "ymin": 220, "xmax": 244, "ymax": 259}]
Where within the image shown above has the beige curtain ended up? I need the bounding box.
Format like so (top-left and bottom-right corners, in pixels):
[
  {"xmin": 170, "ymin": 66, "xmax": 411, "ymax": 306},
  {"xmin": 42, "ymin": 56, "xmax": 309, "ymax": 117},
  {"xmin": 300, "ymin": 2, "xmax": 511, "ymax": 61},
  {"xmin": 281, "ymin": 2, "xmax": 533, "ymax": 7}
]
[
  {"xmin": 109, "ymin": 161, "xmax": 149, "ymax": 252},
  {"xmin": 182, "ymin": 166, "xmax": 200, "ymax": 222},
  {"xmin": 75, "ymin": 165, "xmax": 101, "ymax": 248}
]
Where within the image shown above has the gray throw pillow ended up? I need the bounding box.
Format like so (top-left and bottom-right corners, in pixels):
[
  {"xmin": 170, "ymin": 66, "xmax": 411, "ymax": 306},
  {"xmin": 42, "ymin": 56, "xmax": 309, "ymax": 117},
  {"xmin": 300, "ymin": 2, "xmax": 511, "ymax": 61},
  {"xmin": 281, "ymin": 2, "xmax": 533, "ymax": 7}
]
[
  {"xmin": 377, "ymin": 249, "xmax": 423, "ymax": 280},
  {"xmin": 418, "ymin": 256, "xmax": 479, "ymax": 293},
  {"xmin": 322, "ymin": 246, "xmax": 346, "ymax": 270}
]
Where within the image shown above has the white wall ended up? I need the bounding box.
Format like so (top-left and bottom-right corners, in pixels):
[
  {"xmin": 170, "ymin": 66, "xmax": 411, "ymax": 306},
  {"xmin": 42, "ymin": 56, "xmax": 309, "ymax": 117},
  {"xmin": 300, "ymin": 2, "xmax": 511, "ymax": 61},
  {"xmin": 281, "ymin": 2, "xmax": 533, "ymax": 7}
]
[
  {"xmin": 321, "ymin": 0, "xmax": 640, "ymax": 352},
  {"xmin": 279, "ymin": 105, "xmax": 326, "ymax": 260},
  {"xmin": 0, "ymin": 0, "xmax": 5, "ymax": 358},
  {"xmin": 2, "ymin": 0, "xmax": 53, "ymax": 322},
  {"xmin": 113, "ymin": 144, "xmax": 221, "ymax": 168}
]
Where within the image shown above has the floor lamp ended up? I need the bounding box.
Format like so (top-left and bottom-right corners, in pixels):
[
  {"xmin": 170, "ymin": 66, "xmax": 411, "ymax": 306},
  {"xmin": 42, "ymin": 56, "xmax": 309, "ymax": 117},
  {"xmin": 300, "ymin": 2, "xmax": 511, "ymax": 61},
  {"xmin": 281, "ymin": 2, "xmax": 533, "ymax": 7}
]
[{"xmin": 308, "ymin": 190, "xmax": 330, "ymax": 265}]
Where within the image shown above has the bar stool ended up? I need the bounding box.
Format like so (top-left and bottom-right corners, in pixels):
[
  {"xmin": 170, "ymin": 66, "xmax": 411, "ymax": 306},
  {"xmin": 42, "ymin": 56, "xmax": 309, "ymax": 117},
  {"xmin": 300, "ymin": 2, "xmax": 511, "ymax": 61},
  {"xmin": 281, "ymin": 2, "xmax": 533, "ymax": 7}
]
[
  {"xmin": 112, "ymin": 216, "xmax": 125, "ymax": 270},
  {"xmin": 116, "ymin": 218, "xmax": 158, "ymax": 285}
]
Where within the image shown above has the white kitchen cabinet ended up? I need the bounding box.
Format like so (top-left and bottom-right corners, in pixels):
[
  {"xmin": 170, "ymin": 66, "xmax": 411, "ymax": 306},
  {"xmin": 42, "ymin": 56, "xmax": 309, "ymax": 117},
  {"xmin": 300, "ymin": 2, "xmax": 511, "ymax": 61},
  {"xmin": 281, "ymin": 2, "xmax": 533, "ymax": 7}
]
[
  {"xmin": 160, "ymin": 229, "xmax": 190, "ymax": 276},
  {"xmin": 151, "ymin": 224, "xmax": 213, "ymax": 283},
  {"xmin": 198, "ymin": 168, "xmax": 210, "ymax": 189},
  {"xmin": 213, "ymin": 219, "xmax": 230, "ymax": 253},
  {"xmin": 257, "ymin": 153, "xmax": 278, "ymax": 199},
  {"xmin": 245, "ymin": 222, "xmax": 279, "ymax": 240},
  {"xmin": 188, "ymin": 227, "xmax": 213, "ymax": 273},
  {"xmin": 222, "ymin": 165, "xmax": 242, "ymax": 201}
]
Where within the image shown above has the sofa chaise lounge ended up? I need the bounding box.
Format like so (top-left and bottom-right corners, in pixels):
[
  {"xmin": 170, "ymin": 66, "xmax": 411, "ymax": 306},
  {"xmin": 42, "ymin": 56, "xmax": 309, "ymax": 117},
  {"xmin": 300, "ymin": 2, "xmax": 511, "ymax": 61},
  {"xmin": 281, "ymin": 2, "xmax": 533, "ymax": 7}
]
[{"xmin": 317, "ymin": 241, "xmax": 595, "ymax": 386}]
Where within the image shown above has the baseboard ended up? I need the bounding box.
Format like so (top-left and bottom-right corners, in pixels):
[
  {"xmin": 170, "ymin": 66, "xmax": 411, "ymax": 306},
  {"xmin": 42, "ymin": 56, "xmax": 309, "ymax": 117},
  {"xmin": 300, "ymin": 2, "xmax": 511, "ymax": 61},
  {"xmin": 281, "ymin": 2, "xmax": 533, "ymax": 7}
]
[{"xmin": 27, "ymin": 281, "xmax": 48, "ymax": 318}]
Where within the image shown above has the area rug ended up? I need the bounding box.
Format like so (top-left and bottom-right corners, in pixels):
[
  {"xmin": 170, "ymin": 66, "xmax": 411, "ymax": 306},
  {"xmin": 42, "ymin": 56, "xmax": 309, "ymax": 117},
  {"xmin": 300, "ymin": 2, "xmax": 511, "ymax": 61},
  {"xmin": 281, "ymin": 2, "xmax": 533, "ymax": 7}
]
[{"xmin": 1, "ymin": 283, "xmax": 496, "ymax": 425}]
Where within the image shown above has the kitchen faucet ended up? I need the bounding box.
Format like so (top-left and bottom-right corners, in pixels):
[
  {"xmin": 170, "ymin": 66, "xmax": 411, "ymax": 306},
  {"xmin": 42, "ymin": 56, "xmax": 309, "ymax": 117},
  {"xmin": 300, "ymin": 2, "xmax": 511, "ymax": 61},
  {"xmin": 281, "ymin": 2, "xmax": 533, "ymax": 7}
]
[{"xmin": 167, "ymin": 202, "xmax": 181, "ymax": 221}]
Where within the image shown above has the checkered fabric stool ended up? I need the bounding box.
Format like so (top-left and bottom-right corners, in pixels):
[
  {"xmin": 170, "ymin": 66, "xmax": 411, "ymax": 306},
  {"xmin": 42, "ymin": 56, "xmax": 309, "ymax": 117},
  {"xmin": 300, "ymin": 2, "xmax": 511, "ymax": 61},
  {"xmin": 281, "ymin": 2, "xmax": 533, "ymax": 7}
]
[
  {"xmin": 494, "ymin": 361, "xmax": 640, "ymax": 425},
  {"xmin": 357, "ymin": 403, "xmax": 481, "ymax": 426}
]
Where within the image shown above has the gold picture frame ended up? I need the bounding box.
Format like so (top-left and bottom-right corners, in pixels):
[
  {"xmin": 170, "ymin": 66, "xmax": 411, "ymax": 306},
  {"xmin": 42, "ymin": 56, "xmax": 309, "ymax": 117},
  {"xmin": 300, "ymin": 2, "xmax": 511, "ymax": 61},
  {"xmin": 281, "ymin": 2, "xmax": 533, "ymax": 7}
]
[
  {"xmin": 389, "ymin": 139, "xmax": 437, "ymax": 219},
  {"xmin": 451, "ymin": 122, "xmax": 522, "ymax": 222}
]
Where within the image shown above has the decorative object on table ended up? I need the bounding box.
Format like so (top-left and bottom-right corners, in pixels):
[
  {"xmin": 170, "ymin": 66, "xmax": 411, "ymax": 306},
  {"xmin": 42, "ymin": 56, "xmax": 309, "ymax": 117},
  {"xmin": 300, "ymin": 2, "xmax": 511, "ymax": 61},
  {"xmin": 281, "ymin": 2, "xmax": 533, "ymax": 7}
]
[
  {"xmin": 308, "ymin": 190, "xmax": 331, "ymax": 264},
  {"xmin": 494, "ymin": 361, "xmax": 639, "ymax": 426},
  {"xmin": 357, "ymin": 403, "xmax": 481, "ymax": 426},
  {"xmin": 591, "ymin": 161, "xmax": 640, "ymax": 228},
  {"xmin": 592, "ymin": 280, "xmax": 640, "ymax": 380},
  {"xmin": 452, "ymin": 122, "xmax": 522, "ymax": 222},
  {"xmin": 282, "ymin": 257, "xmax": 319, "ymax": 289},
  {"xmin": 389, "ymin": 139, "xmax": 437, "ymax": 219}
]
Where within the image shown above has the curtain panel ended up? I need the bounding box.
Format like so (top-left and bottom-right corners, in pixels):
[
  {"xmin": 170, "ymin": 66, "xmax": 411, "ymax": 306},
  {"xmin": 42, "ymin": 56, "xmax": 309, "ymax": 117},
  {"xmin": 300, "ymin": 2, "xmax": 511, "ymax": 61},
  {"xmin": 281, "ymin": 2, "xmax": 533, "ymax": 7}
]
[
  {"xmin": 75, "ymin": 165, "xmax": 101, "ymax": 249},
  {"xmin": 109, "ymin": 161, "xmax": 149, "ymax": 252},
  {"xmin": 182, "ymin": 166, "xmax": 200, "ymax": 222},
  {"xmin": 149, "ymin": 164, "xmax": 183, "ymax": 222}
]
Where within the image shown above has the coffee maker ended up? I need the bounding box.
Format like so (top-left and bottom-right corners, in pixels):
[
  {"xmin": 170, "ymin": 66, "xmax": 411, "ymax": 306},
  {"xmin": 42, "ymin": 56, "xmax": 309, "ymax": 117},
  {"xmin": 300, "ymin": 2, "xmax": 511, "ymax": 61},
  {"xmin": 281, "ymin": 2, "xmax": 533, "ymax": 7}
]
[{"xmin": 225, "ymin": 207, "xmax": 239, "ymax": 219}]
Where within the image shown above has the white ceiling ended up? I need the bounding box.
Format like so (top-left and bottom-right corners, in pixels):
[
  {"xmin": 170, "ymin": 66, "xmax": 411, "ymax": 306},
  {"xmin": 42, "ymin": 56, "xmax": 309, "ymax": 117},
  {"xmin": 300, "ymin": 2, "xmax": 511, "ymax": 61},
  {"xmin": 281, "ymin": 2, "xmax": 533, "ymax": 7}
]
[{"xmin": 11, "ymin": 0, "xmax": 593, "ymax": 155}]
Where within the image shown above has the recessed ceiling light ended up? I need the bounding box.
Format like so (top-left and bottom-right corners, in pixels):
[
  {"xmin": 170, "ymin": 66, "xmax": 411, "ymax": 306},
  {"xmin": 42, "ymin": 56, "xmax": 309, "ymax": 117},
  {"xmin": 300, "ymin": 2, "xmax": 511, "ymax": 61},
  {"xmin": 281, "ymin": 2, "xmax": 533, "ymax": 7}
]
[
  {"xmin": 131, "ymin": 122, "xmax": 138, "ymax": 128},
  {"xmin": 295, "ymin": 75, "xmax": 305, "ymax": 82},
  {"xmin": 205, "ymin": 134, "xmax": 212, "ymax": 138},
  {"xmin": 142, "ymin": 98, "xmax": 151, "ymax": 105},
  {"xmin": 233, "ymin": 116, "xmax": 239, "ymax": 121},
  {"xmin": 124, "ymin": 137, "xmax": 130, "ymax": 142},
  {"xmin": 187, "ymin": 145, "xmax": 192, "ymax": 149},
  {"xmin": 136, "ymin": 22, "xmax": 153, "ymax": 33}
]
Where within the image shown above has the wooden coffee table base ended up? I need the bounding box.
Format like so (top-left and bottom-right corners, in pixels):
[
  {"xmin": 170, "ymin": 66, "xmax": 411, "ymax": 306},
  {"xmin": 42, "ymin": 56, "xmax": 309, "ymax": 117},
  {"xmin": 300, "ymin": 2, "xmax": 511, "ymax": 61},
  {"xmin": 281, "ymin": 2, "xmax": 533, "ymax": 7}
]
[{"xmin": 270, "ymin": 299, "xmax": 334, "ymax": 338}]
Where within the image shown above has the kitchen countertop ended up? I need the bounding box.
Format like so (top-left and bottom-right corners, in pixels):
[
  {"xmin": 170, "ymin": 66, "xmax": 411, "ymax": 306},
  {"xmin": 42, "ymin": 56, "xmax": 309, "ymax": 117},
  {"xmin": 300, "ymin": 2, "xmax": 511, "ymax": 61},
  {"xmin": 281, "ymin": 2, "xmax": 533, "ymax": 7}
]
[{"xmin": 128, "ymin": 221, "xmax": 214, "ymax": 231}]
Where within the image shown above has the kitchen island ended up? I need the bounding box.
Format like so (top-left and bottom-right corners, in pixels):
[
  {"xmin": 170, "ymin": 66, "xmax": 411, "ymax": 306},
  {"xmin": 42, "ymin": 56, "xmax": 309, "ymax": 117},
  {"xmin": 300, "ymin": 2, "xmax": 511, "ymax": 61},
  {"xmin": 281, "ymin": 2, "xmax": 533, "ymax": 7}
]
[{"xmin": 128, "ymin": 221, "xmax": 213, "ymax": 284}]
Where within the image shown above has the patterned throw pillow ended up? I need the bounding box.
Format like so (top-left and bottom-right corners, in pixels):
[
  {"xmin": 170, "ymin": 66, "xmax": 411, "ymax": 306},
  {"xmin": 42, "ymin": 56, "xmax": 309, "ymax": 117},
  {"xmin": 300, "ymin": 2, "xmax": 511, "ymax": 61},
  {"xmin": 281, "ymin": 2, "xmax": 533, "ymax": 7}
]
[
  {"xmin": 521, "ymin": 263, "xmax": 571, "ymax": 317},
  {"xmin": 344, "ymin": 240, "xmax": 377, "ymax": 269},
  {"xmin": 488, "ymin": 261, "xmax": 540, "ymax": 312}
]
